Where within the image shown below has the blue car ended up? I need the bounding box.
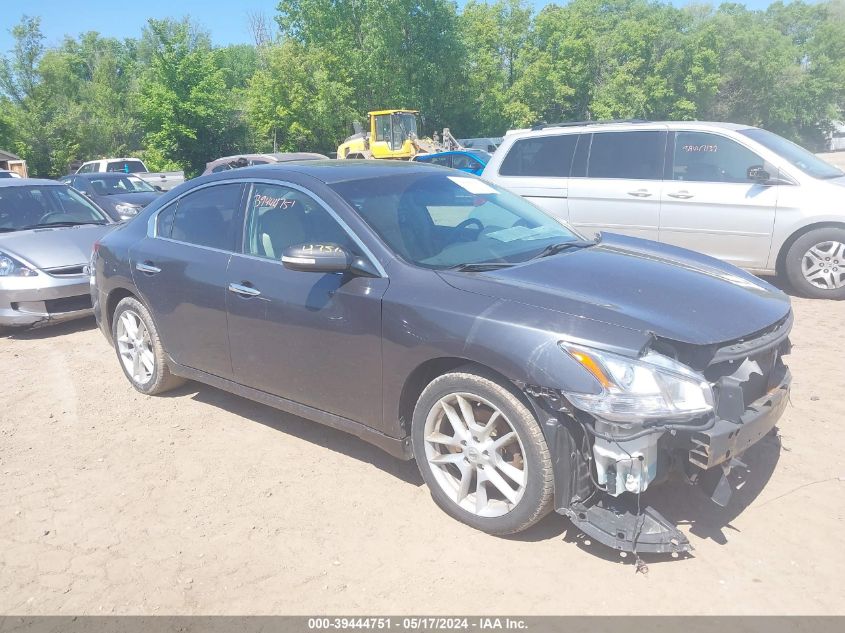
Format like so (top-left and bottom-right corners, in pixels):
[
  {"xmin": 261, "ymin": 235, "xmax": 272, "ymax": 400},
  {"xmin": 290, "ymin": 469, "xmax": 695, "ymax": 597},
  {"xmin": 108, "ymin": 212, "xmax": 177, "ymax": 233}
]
[{"xmin": 412, "ymin": 149, "xmax": 492, "ymax": 175}]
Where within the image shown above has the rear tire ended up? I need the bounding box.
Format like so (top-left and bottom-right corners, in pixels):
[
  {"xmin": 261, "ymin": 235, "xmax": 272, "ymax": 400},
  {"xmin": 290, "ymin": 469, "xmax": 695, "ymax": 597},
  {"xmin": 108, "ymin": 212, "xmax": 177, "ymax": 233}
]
[
  {"xmin": 111, "ymin": 297, "xmax": 185, "ymax": 395},
  {"xmin": 411, "ymin": 367, "xmax": 553, "ymax": 535},
  {"xmin": 784, "ymin": 227, "xmax": 845, "ymax": 299}
]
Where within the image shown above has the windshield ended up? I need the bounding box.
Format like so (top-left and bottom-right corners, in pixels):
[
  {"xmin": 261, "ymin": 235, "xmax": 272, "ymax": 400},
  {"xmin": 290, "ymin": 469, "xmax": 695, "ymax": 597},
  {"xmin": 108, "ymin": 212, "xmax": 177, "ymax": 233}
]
[
  {"xmin": 740, "ymin": 128, "xmax": 844, "ymax": 179},
  {"xmin": 330, "ymin": 174, "xmax": 581, "ymax": 269},
  {"xmin": 90, "ymin": 175, "xmax": 156, "ymax": 194},
  {"xmin": 0, "ymin": 185, "xmax": 109, "ymax": 232}
]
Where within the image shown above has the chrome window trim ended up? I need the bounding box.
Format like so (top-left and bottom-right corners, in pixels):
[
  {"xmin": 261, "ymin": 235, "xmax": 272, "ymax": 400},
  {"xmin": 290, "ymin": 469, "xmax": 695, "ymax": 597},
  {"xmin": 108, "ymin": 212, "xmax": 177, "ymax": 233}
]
[
  {"xmin": 146, "ymin": 177, "xmax": 387, "ymax": 278},
  {"xmin": 153, "ymin": 237, "xmax": 236, "ymax": 257},
  {"xmin": 147, "ymin": 179, "xmax": 246, "ymax": 241}
]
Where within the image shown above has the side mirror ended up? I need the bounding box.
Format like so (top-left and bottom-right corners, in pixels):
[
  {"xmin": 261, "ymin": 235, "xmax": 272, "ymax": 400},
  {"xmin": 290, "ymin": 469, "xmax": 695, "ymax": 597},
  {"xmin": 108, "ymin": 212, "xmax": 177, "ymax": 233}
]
[
  {"xmin": 282, "ymin": 243, "xmax": 351, "ymax": 273},
  {"xmin": 154, "ymin": 185, "xmax": 164, "ymax": 192},
  {"xmin": 747, "ymin": 165, "xmax": 770, "ymax": 182}
]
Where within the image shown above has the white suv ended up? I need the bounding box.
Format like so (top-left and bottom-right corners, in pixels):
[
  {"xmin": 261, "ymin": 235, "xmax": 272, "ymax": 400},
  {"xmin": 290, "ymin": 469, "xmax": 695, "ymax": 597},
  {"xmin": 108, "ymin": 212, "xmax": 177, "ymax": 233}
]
[{"xmin": 482, "ymin": 121, "xmax": 845, "ymax": 299}]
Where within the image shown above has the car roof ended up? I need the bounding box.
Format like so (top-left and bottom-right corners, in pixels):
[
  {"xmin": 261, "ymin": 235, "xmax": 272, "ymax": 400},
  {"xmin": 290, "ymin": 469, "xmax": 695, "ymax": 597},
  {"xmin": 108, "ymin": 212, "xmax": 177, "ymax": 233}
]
[
  {"xmin": 506, "ymin": 120, "xmax": 752, "ymax": 138},
  {"xmin": 200, "ymin": 159, "xmax": 449, "ymax": 185},
  {"xmin": 369, "ymin": 109, "xmax": 418, "ymax": 116},
  {"xmin": 206, "ymin": 152, "xmax": 327, "ymax": 166},
  {"xmin": 0, "ymin": 178, "xmax": 64, "ymax": 188},
  {"xmin": 417, "ymin": 149, "xmax": 489, "ymax": 158}
]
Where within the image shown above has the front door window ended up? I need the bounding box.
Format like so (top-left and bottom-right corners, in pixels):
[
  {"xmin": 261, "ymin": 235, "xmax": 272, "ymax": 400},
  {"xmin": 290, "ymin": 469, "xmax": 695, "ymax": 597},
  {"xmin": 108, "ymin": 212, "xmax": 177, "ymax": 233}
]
[
  {"xmin": 672, "ymin": 132, "xmax": 765, "ymax": 183},
  {"xmin": 244, "ymin": 183, "xmax": 358, "ymax": 259}
]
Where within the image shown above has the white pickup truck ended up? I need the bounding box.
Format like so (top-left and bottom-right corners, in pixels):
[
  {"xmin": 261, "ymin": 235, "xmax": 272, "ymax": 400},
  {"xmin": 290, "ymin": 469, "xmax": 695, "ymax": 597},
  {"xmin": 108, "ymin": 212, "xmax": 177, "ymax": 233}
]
[{"xmin": 75, "ymin": 158, "xmax": 185, "ymax": 191}]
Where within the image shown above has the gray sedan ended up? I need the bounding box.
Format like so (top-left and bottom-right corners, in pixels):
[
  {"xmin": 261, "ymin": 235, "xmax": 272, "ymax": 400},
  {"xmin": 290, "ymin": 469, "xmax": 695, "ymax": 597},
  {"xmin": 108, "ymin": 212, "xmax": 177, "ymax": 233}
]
[
  {"xmin": 0, "ymin": 179, "xmax": 115, "ymax": 328},
  {"xmin": 92, "ymin": 161, "xmax": 792, "ymax": 553},
  {"xmin": 60, "ymin": 173, "xmax": 164, "ymax": 221}
]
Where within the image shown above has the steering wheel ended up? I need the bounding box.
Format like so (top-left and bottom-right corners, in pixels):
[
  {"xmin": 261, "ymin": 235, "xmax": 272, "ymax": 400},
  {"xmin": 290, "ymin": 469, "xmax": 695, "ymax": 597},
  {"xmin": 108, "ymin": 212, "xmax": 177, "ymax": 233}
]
[
  {"xmin": 454, "ymin": 218, "xmax": 484, "ymax": 242},
  {"xmin": 37, "ymin": 212, "xmax": 81, "ymax": 226}
]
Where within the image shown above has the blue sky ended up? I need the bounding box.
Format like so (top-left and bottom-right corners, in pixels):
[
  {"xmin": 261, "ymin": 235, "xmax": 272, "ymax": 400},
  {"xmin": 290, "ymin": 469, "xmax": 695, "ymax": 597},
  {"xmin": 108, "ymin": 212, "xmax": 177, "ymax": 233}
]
[{"xmin": 0, "ymin": 0, "xmax": 786, "ymax": 54}]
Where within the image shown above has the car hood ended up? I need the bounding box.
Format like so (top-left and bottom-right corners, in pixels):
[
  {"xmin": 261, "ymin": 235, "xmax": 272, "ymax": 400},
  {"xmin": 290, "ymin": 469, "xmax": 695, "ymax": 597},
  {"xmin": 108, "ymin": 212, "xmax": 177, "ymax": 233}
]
[
  {"xmin": 96, "ymin": 192, "xmax": 161, "ymax": 208},
  {"xmin": 438, "ymin": 233, "xmax": 791, "ymax": 346},
  {"xmin": 0, "ymin": 223, "xmax": 114, "ymax": 269}
]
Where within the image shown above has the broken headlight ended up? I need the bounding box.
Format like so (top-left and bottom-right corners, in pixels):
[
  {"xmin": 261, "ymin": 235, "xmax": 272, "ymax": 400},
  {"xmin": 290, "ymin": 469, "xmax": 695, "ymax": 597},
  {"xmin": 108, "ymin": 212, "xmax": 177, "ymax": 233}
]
[{"xmin": 559, "ymin": 343, "xmax": 713, "ymax": 422}]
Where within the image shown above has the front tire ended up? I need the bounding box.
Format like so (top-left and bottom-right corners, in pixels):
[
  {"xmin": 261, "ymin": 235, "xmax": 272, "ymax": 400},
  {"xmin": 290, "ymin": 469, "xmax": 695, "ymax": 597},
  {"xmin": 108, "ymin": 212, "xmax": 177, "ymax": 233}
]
[
  {"xmin": 411, "ymin": 368, "xmax": 554, "ymax": 535},
  {"xmin": 784, "ymin": 227, "xmax": 845, "ymax": 299},
  {"xmin": 111, "ymin": 297, "xmax": 185, "ymax": 395}
]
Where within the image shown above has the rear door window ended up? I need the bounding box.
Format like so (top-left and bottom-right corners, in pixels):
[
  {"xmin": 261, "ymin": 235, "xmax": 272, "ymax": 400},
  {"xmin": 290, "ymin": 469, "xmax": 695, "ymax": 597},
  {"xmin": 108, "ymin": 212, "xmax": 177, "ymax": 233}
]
[
  {"xmin": 163, "ymin": 184, "xmax": 244, "ymax": 250},
  {"xmin": 587, "ymin": 131, "xmax": 665, "ymax": 180},
  {"xmin": 672, "ymin": 132, "xmax": 765, "ymax": 183},
  {"xmin": 499, "ymin": 134, "xmax": 577, "ymax": 177}
]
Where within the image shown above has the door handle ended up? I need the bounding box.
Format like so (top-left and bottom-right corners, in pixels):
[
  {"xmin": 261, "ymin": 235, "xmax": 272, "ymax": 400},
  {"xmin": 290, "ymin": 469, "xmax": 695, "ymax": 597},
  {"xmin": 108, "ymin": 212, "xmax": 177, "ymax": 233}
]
[
  {"xmin": 667, "ymin": 191, "xmax": 694, "ymax": 199},
  {"xmin": 627, "ymin": 189, "xmax": 652, "ymax": 197},
  {"xmin": 228, "ymin": 282, "xmax": 261, "ymax": 297},
  {"xmin": 135, "ymin": 261, "xmax": 161, "ymax": 275}
]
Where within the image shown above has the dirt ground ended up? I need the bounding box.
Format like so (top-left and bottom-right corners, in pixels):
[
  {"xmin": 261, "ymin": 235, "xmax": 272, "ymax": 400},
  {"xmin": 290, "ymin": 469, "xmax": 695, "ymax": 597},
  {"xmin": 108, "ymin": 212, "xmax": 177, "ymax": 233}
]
[{"xmin": 1, "ymin": 283, "xmax": 843, "ymax": 616}]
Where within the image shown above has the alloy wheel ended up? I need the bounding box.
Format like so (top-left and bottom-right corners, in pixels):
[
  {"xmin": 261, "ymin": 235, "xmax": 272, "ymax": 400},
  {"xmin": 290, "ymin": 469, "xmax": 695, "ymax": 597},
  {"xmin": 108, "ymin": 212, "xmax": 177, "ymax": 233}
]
[
  {"xmin": 802, "ymin": 240, "xmax": 845, "ymax": 290},
  {"xmin": 116, "ymin": 310, "xmax": 155, "ymax": 385},
  {"xmin": 423, "ymin": 392, "xmax": 527, "ymax": 517}
]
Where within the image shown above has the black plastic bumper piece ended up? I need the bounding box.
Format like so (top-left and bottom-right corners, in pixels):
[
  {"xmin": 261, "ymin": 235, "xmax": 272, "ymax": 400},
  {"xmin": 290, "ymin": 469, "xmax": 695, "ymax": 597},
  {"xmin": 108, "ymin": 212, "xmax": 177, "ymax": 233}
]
[
  {"xmin": 689, "ymin": 369, "xmax": 790, "ymax": 470},
  {"xmin": 560, "ymin": 497, "xmax": 691, "ymax": 555}
]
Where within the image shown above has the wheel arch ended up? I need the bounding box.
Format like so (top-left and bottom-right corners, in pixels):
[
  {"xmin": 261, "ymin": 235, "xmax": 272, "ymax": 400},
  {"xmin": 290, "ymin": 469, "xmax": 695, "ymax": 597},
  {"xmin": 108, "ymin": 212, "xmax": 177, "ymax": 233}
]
[
  {"xmin": 104, "ymin": 286, "xmax": 140, "ymax": 338},
  {"xmin": 776, "ymin": 221, "xmax": 845, "ymax": 275},
  {"xmin": 397, "ymin": 357, "xmax": 534, "ymax": 436}
]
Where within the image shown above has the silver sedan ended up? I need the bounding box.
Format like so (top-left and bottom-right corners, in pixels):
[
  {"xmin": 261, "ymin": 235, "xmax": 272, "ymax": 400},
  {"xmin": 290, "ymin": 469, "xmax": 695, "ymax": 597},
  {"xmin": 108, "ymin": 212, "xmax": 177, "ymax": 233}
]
[{"xmin": 0, "ymin": 179, "xmax": 115, "ymax": 328}]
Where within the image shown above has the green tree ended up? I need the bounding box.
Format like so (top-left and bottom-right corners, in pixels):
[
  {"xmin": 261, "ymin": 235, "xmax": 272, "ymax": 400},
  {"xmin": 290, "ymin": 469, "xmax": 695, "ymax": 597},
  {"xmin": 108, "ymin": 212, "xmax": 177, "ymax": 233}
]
[
  {"xmin": 0, "ymin": 16, "xmax": 52, "ymax": 175},
  {"xmin": 276, "ymin": 0, "xmax": 470, "ymax": 137},
  {"xmin": 509, "ymin": 0, "xmax": 721, "ymax": 126},
  {"xmin": 215, "ymin": 44, "xmax": 259, "ymax": 91},
  {"xmin": 138, "ymin": 18, "xmax": 241, "ymax": 176},
  {"xmin": 459, "ymin": 0, "xmax": 532, "ymax": 135},
  {"xmin": 35, "ymin": 32, "xmax": 142, "ymax": 172},
  {"xmin": 246, "ymin": 41, "xmax": 356, "ymax": 153}
]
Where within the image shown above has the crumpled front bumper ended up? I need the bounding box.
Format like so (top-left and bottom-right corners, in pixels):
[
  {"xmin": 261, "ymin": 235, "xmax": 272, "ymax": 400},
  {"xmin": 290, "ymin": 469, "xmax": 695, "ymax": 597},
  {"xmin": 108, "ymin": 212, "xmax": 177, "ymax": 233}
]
[
  {"xmin": 688, "ymin": 369, "xmax": 789, "ymax": 470},
  {"xmin": 0, "ymin": 274, "xmax": 93, "ymax": 327},
  {"xmin": 549, "ymin": 366, "xmax": 791, "ymax": 555}
]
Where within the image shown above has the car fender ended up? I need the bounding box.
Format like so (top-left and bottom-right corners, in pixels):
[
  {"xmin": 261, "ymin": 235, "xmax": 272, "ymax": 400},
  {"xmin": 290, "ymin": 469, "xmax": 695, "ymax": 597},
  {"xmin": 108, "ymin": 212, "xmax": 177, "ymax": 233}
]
[
  {"xmin": 769, "ymin": 213, "xmax": 845, "ymax": 271},
  {"xmin": 380, "ymin": 270, "xmax": 651, "ymax": 438}
]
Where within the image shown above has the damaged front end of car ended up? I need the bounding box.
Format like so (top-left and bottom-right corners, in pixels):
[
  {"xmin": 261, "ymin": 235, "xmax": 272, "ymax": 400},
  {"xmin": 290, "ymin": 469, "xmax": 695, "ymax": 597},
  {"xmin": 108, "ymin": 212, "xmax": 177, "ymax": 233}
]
[{"xmin": 519, "ymin": 312, "xmax": 793, "ymax": 555}]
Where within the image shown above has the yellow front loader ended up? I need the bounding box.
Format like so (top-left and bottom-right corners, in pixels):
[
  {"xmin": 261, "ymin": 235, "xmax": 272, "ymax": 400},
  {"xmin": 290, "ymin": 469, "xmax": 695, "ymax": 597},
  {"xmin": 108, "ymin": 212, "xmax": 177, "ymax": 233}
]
[{"xmin": 336, "ymin": 109, "xmax": 461, "ymax": 160}]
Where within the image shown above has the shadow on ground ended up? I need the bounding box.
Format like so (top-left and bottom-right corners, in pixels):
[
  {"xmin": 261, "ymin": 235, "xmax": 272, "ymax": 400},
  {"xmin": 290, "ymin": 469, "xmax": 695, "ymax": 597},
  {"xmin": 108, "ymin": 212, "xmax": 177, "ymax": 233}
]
[
  {"xmin": 171, "ymin": 380, "xmax": 425, "ymax": 488},
  {"xmin": 2, "ymin": 316, "xmax": 97, "ymax": 340},
  {"xmin": 169, "ymin": 376, "xmax": 782, "ymax": 567},
  {"xmin": 761, "ymin": 274, "xmax": 799, "ymax": 297}
]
